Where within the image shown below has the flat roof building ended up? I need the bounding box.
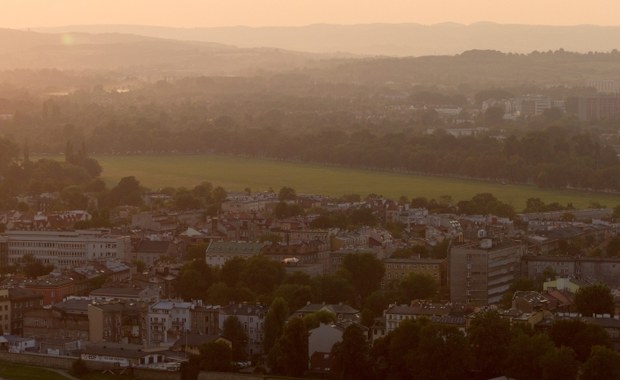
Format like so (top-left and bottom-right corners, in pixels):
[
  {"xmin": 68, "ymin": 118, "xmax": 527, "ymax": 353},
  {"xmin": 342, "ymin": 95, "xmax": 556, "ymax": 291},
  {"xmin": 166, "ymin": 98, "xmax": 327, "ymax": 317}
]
[
  {"xmin": 3, "ymin": 230, "xmax": 131, "ymax": 270},
  {"xmin": 449, "ymin": 239, "xmax": 524, "ymax": 306}
]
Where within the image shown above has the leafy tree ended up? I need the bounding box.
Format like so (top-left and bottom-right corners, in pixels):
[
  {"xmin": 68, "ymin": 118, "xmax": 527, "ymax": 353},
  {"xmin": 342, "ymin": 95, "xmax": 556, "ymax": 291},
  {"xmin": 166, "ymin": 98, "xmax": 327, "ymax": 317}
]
[
  {"xmin": 504, "ymin": 332, "xmax": 555, "ymax": 380},
  {"xmin": 241, "ymin": 255, "xmax": 285, "ymax": 295},
  {"xmin": 176, "ymin": 260, "xmax": 215, "ymax": 301},
  {"xmin": 278, "ymin": 186, "xmax": 297, "ymax": 201},
  {"xmin": 180, "ymin": 355, "xmax": 201, "ymax": 380},
  {"xmin": 173, "ymin": 191, "xmax": 204, "ymax": 210},
  {"xmin": 581, "ymin": 345, "xmax": 620, "ymax": 380},
  {"xmin": 340, "ymin": 253, "xmax": 385, "ymax": 302},
  {"xmin": 102, "ymin": 176, "xmax": 144, "ymax": 207},
  {"xmin": 199, "ymin": 341, "xmax": 233, "ymax": 372},
  {"xmin": 331, "ymin": 325, "xmax": 373, "ymax": 380},
  {"xmin": 468, "ymin": 310, "xmax": 512, "ymax": 378},
  {"xmin": 274, "ymin": 202, "xmax": 304, "ymax": 218},
  {"xmin": 312, "ymin": 275, "xmax": 354, "ymax": 304},
  {"xmin": 397, "ymin": 273, "xmax": 438, "ymax": 302},
  {"xmin": 549, "ymin": 319, "xmax": 610, "ymax": 361},
  {"xmin": 384, "ymin": 319, "xmax": 422, "ymax": 379},
  {"xmin": 606, "ymin": 236, "xmax": 620, "ymax": 257},
  {"xmin": 20, "ymin": 254, "xmax": 53, "ymax": 278},
  {"xmin": 302, "ymin": 310, "xmax": 336, "ymax": 330},
  {"xmin": 219, "ymin": 256, "xmax": 247, "ymax": 287},
  {"xmin": 412, "ymin": 324, "xmax": 471, "ymax": 380},
  {"xmin": 540, "ymin": 346, "xmax": 579, "ymax": 380},
  {"xmin": 131, "ymin": 259, "xmax": 146, "ymax": 273},
  {"xmin": 272, "ymin": 283, "xmax": 313, "ymax": 311},
  {"xmin": 263, "ymin": 297, "xmax": 289, "ymax": 354},
  {"xmin": 268, "ymin": 318, "xmax": 308, "ymax": 377},
  {"xmin": 186, "ymin": 242, "xmax": 209, "ymax": 261},
  {"xmin": 222, "ymin": 316, "xmax": 248, "ymax": 361},
  {"xmin": 574, "ymin": 284, "xmax": 614, "ymax": 317}
]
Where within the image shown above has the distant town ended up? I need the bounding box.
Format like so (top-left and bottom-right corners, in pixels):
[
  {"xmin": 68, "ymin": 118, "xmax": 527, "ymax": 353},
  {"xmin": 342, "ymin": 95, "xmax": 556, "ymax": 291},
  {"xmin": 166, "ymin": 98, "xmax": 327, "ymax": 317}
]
[{"xmin": 0, "ymin": 180, "xmax": 618, "ymax": 378}]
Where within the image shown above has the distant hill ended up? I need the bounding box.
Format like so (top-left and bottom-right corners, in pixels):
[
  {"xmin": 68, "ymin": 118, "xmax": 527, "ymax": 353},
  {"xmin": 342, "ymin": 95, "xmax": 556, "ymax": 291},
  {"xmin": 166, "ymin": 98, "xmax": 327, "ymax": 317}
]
[
  {"xmin": 34, "ymin": 22, "xmax": 620, "ymax": 56},
  {"xmin": 0, "ymin": 28, "xmax": 331, "ymax": 75}
]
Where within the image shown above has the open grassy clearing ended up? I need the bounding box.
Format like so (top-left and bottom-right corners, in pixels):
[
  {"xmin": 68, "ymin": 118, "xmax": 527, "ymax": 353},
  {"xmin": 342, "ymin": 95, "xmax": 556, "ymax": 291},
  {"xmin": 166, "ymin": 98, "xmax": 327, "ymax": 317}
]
[
  {"xmin": 0, "ymin": 361, "xmax": 69, "ymax": 380},
  {"xmin": 40, "ymin": 154, "xmax": 620, "ymax": 210}
]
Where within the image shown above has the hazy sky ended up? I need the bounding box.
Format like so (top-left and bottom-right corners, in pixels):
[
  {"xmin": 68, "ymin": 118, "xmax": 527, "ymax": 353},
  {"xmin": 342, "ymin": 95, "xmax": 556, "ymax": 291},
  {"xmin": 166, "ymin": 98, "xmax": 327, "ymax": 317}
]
[{"xmin": 4, "ymin": 0, "xmax": 620, "ymax": 28}]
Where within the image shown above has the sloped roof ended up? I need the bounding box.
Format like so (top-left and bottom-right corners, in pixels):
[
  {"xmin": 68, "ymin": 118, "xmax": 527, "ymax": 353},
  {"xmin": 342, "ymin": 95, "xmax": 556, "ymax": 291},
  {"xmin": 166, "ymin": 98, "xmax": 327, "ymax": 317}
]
[{"xmin": 206, "ymin": 242, "xmax": 265, "ymax": 255}]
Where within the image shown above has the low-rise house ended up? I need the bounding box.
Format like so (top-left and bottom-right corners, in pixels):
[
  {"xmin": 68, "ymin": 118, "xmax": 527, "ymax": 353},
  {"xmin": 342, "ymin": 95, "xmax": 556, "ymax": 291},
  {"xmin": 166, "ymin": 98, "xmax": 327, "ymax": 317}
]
[
  {"xmin": 308, "ymin": 322, "xmax": 368, "ymax": 374},
  {"xmin": 135, "ymin": 239, "xmax": 183, "ymax": 267},
  {"xmin": 81, "ymin": 342, "xmax": 167, "ymax": 368},
  {"xmin": 90, "ymin": 283, "xmax": 159, "ymax": 304},
  {"xmin": 172, "ymin": 333, "xmax": 231, "ymax": 356},
  {"xmin": 294, "ymin": 303, "xmax": 360, "ymax": 324},
  {"xmin": 383, "ymin": 302, "xmax": 469, "ymax": 335},
  {"xmin": 0, "ymin": 334, "xmax": 36, "ymax": 353}
]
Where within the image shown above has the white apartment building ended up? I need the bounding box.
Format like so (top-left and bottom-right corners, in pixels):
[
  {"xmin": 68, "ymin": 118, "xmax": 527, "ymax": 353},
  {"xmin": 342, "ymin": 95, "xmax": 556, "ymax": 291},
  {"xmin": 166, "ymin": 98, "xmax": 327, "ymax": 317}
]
[
  {"xmin": 3, "ymin": 230, "xmax": 131, "ymax": 269},
  {"xmin": 147, "ymin": 300, "xmax": 194, "ymax": 346}
]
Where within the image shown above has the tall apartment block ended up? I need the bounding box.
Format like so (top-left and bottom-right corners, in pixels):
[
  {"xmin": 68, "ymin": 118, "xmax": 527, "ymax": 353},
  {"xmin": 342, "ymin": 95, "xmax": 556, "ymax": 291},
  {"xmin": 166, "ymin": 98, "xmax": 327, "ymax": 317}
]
[{"xmin": 449, "ymin": 236, "xmax": 524, "ymax": 306}]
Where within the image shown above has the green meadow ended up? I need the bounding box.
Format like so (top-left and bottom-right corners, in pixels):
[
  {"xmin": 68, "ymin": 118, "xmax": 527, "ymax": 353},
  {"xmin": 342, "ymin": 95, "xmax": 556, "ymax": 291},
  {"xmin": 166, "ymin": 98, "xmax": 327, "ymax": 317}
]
[{"xmin": 73, "ymin": 154, "xmax": 620, "ymax": 211}]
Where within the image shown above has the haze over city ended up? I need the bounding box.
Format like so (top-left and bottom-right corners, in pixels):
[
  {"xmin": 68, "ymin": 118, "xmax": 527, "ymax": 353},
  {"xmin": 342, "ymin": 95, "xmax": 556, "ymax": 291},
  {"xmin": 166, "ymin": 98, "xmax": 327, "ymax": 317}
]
[{"xmin": 1, "ymin": 1, "xmax": 620, "ymax": 380}]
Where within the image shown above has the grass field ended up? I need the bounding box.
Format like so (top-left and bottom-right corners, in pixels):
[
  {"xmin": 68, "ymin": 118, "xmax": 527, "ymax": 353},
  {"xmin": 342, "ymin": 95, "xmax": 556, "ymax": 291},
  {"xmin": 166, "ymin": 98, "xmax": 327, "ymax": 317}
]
[
  {"xmin": 0, "ymin": 361, "xmax": 68, "ymax": 380},
  {"xmin": 91, "ymin": 154, "xmax": 620, "ymax": 210},
  {"xmin": 40, "ymin": 154, "xmax": 620, "ymax": 210}
]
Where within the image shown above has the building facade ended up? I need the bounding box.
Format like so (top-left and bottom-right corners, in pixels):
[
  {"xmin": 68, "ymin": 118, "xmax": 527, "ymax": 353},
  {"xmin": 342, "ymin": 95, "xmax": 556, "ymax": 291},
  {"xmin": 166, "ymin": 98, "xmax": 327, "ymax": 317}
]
[
  {"xmin": 3, "ymin": 230, "xmax": 131, "ymax": 269},
  {"xmin": 449, "ymin": 239, "xmax": 524, "ymax": 306}
]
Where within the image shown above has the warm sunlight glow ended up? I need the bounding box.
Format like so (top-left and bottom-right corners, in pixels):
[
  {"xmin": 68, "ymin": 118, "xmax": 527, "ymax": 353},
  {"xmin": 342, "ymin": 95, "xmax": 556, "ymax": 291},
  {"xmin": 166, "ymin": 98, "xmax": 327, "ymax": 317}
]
[{"xmin": 61, "ymin": 33, "xmax": 75, "ymax": 46}]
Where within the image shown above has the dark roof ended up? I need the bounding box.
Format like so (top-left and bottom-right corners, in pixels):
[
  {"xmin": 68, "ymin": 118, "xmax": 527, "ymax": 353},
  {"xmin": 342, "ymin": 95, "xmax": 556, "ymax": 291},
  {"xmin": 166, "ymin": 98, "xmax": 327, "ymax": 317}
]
[
  {"xmin": 296, "ymin": 303, "xmax": 359, "ymax": 316},
  {"xmin": 82, "ymin": 343, "xmax": 152, "ymax": 359},
  {"xmin": 8, "ymin": 287, "xmax": 43, "ymax": 301},
  {"xmin": 220, "ymin": 303, "xmax": 267, "ymax": 316},
  {"xmin": 206, "ymin": 242, "xmax": 265, "ymax": 255},
  {"xmin": 90, "ymin": 287, "xmax": 146, "ymax": 298},
  {"xmin": 135, "ymin": 240, "xmax": 171, "ymax": 254}
]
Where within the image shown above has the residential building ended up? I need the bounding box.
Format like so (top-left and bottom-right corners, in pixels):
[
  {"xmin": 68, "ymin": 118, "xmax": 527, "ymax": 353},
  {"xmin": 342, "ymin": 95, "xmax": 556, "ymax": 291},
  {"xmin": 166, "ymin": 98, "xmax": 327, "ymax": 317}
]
[
  {"xmin": 23, "ymin": 298, "xmax": 90, "ymax": 340},
  {"xmin": 89, "ymin": 284, "xmax": 159, "ymax": 304},
  {"xmin": 147, "ymin": 300, "xmax": 199, "ymax": 346},
  {"xmin": 190, "ymin": 304, "xmax": 220, "ymax": 335},
  {"xmin": 0, "ymin": 289, "xmax": 9, "ymax": 334},
  {"xmin": 88, "ymin": 301, "xmax": 148, "ymax": 345},
  {"xmin": 294, "ymin": 303, "xmax": 360, "ymax": 323},
  {"xmin": 449, "ymin": 238, "xmax": 524, "ymax": 305},
  {"xmin": 205, "ymin": 241, "xmax": 265, "ymax": 267},
  {"xmin": 567, "ymin": 95, "xmax": 620, "ymax": 121},
  {"xmin": 383, "ymin": 302, "xmax": 467, "ymax": 334},
  {"xmin": 219, "ymin": 303, "xmax": 267, "ymax": 357},
  {"xmin": 3, "ymin": 230, "xmax": 131, "ymax": 269},
  {"xmin": 135, "ymin": 239, "xmax": 183, "ymax": 267},
  {"xmin": 382, "ymin": 257, "xmax": 446, "ymax": 287},
  {"xmin": 81, "ymin": 342, "xmax": 168, "ymax": 368},
  {"xmin": 8, "ymin": 287, "xmax": 43, "ymax": 336},
  {"xmin": 24, "ymin": 276, "xmax": 76, "ymax": 305},
  {"xmin": 172, "ymin": 333, "xmax": 230, "ymax": 356}
]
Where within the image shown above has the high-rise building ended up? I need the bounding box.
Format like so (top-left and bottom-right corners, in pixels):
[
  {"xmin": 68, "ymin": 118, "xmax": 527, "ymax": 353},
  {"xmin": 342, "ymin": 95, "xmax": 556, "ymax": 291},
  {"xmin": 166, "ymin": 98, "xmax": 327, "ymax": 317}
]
[{"xmin": 449, "ymin": 237, "xmax": 524, "ymax": 306}]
